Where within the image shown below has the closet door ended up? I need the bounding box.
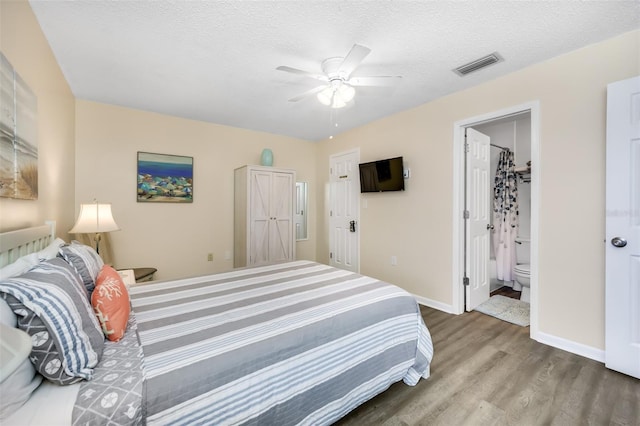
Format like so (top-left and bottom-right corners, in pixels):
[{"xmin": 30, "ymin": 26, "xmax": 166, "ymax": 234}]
[
  {"xmin": 269, "ymin": 172, "xmax": 294, "ymax": 262},
  {"xmin": 249, "ymin": 170, "xmax": 272, "ymax": 265}
]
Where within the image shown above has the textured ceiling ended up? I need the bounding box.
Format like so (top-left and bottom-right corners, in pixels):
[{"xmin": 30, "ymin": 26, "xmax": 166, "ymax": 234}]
[{"xmin": 29, "ymin": 1, "xmax": 640, "ymax": 141}]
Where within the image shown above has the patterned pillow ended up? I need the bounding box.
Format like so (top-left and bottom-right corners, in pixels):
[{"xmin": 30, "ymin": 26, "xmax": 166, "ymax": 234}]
[
  {"xmin": 92, "ymin": 265, "xmax": 130, "ymax": 342},
  {"xmin": 59, "ymin": 241, "xmax": 104, "ymax": 297},
  {"xmin": 0, "ymin": 258, "xmax": 105, "ymax": 385}
]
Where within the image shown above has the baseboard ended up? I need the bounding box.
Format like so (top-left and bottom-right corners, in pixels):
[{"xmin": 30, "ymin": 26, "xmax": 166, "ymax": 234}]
[
  {"xmin": 413, "ymin": 294, "xmax": 456, "ymax": 314},
  {"xmin": 534, "ymin": 331, "xmax": 605, "ymax": 363}
]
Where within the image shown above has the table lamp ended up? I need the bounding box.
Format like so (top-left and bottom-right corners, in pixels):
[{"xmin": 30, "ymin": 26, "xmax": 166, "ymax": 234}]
[{"xmin": 69, "ymin": 200, "xmax": 120, "ymax": 254}]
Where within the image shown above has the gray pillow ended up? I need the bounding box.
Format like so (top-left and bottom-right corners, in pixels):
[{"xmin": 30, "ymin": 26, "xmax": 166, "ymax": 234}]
[
  {"xmin": 0, "ymin": 258, "xmax": 104, "ymax": 385},
  {"xmin": 58, "ymin": 241, "xmax": 104, "ymax": 297}
]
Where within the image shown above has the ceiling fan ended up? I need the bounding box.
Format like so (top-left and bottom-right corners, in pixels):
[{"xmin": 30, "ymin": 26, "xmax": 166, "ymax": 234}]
[{"xmin": 276, "ymin": 44, "xmax": 402, "ymax": 109}]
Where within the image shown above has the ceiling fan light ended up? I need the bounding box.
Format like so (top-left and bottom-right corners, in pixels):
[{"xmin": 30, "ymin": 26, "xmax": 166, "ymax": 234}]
[
  {"xmin": 331, "ymin": 96, "xmax": 347, "ymax": 109},
  {"xmin": 337, "ymin": 84, "xmax": 355, "ymax": 103},
  {"xmin": 317, "ymin": 87, "xmax": 334, "ymax": 106}
]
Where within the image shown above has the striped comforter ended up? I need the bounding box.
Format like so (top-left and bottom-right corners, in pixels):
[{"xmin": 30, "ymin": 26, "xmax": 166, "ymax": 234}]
[{"xmin": 127, "ymin": 260, "xmax": 433, "ymax": 425}]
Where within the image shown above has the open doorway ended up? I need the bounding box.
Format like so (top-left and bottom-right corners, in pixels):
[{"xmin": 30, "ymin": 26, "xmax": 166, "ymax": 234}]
[{"xmin": 452, "ymin": 101, "xmax": 540, "ymax": 339}]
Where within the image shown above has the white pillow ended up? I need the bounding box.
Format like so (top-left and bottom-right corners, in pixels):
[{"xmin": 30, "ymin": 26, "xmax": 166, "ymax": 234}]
[
  {"xmin": 37, "ymin": 237, "xmax": 66, "ymax": 261},
  {"xmin": 0, "ymin": 253, "xmax": 39, "ymax": 281},
  {"xmin": 0, "ymin": 298, "xmax": 16, "ymax": 327},
  {"xmin": 0, "ymin": 238, "xmax": 65, "ymax": 281},
  {"xmin": 0, "ymin": 323, "xmax": 42, "ymax": 419}
]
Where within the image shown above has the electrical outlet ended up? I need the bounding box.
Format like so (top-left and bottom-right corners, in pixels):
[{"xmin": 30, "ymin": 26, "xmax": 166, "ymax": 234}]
[
  {"xmin": 207, "ymin": 253, "xmax": 214, "ymax": 262},
  {"xmin": 224, "ymin": 250, "xmax": 231, "ymax": 260},
  {"xmin": 391, "ymin": 256, "xmax": 397, "ymax": 266}
]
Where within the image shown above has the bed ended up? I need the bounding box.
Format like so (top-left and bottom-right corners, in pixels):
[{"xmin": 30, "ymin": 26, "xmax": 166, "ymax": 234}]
[{"xmin": 0, "ymin": 223, "xmax": 434, "ymax": 425}]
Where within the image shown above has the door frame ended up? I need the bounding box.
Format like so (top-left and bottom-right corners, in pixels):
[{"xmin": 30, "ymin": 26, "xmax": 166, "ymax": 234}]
[
  {"xmin": 451, "ymin": 101, "xmax": 540, "ymax": 339},
  {"xmin": 329, "ymin": 148, "xmax": 361, "ymax": 272}
]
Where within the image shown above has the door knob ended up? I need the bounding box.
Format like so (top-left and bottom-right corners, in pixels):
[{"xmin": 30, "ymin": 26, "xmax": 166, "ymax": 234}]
[
  {"xmin": 486, "ymin": 224, "xmax": 494, "ymax": 230},
  {"xmin": 611, "ymin": 237, "xmax": 627, "ymax": 248}
]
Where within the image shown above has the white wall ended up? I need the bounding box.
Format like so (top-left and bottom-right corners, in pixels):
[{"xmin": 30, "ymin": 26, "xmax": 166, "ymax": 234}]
[{"xmin": 316, "ymin": 30, "xmax": 640, "ymax": 351}]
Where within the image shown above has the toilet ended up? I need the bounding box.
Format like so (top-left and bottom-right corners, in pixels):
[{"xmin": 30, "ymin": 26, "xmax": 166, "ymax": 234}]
[{"xmin": 513, "ymin": 238, "xmax": 531, "ymax": 302}]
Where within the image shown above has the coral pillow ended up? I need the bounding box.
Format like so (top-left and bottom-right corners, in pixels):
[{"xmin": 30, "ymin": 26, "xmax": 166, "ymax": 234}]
[{"xmin": 92, "ymin": 265, "xmax": 130, "ymax": 342}]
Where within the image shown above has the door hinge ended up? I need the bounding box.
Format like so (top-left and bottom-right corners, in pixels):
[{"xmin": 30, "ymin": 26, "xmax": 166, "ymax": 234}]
[
  {"xmin": 464, "ymin": 142, "xmax": 469, "ymax": 153},
  {"xmin": 330, "ymin": 252, "xmax": 333, "ymax": 259},
  {"xmin": 463, "ymin": 277, "xmax": 470, "ymax": 286},
  {"xmin": 463, "ymin": 210, "xmax": 470, "ymax": 219},
  {"xmin": 330, "ymin": 210, "xmax": 333, "ymax": 217}
]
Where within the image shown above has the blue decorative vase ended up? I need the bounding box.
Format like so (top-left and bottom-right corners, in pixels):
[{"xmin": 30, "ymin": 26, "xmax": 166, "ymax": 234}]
[{"xmin": 260, "ymin": 148, "xmax": 273, "ymax": 166}]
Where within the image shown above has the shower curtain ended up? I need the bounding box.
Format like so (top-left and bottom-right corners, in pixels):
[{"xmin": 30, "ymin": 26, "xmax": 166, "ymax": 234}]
[{"xmin": 493, "ymin": 150, "xmax": 518, "ymax": 282}]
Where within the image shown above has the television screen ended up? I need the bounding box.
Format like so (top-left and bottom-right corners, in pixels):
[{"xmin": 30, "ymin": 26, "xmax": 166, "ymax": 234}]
[{"xmin": 359, "ymin": 156, "xmax": 405, "ymax": 193}]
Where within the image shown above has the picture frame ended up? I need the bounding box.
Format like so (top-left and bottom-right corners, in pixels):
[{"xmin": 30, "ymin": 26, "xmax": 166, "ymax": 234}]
[
  {"xmin": 137, "ymin": 151, "xmax": 193, "ymax": 203},
  {"xmin": 1, "ymin": 52, "xmax": 38, "ymax": 200}
]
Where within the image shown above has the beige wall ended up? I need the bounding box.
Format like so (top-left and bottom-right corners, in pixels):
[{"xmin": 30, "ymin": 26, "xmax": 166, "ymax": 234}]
[
  {"xmin": 316, "ymin": 30, "xmax": 640, "ymax": 350},
  {"xmin": 75, "ymin": 101, "xmax": 316, "ymax": 280},
  {"xmin": 0, "ymin": 0, "xmax": 76, "ymax": 234}
]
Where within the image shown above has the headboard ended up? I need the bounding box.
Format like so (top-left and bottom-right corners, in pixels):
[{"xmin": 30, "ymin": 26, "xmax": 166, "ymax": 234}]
[{"xmin": 0, "ymin": 221, "xmax": 56, "ymax": 268}]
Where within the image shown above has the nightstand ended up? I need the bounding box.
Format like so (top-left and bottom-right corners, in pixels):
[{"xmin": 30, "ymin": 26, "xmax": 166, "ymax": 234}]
[
  {"xmin": 133, "ymin": 267, "xmax": 157, "ymax": 282},
  {"xmin": 117, "ymin": 267, "xmax": 157, "ymax": 284},
  {"xmin": 117, "ymin": 269, "xmax": 136, "ymax": 287}
]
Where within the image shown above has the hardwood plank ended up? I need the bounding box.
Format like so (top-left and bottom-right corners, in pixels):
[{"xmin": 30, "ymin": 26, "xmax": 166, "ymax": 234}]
[
  {"xmin": 336, "ymin": 306, "xmax": 640, "ymax": 426},
  {"xmin": 460, "ymin": 400, "xmax": 505, "ymax": 425}
]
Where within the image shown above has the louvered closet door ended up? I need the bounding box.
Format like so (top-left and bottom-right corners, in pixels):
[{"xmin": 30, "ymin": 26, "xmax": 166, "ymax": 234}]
[
  {"xmin": 250, "ymin": 171, "xmax": 272, "ymax": 264},
  {"xmin": 269, "ymin": 172, "xmax": 294, "ymax": 262}
]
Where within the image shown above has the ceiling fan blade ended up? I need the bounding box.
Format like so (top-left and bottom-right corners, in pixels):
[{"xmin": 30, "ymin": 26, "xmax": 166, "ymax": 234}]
[
  {"xmin": 276, "ymin": 66, "xmax": 328, "ymax": 82},
  {"xmin": 288, "ymin": 85, "xmax": 327, "ymax": 102},
  {"xmin": 338, "ymin": 44, "xmax": 371, "ymax": 77},
  {"xmin": 349, "ymin": 76, "xmax": 403, "ymax": 87}
]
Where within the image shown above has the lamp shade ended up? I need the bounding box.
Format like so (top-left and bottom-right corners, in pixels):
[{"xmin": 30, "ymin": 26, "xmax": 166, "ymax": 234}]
[{"xmin": 69, "ymin": 203, "xmax": 120, "ymax": 234}]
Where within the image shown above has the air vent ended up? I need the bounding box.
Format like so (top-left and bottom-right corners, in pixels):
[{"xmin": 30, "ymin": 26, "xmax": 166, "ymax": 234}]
[{"xmin": 453, "ymin": 52, "xmax": 503, "ymax": 76}]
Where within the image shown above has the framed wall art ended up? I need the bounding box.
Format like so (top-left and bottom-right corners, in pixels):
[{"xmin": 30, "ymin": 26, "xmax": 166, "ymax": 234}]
[
  {"xmin": 137, "ymin": 152, "xmax": 193, "ymax": 203},
  {"xmin": 1, "ymin": 52, "xmax": 38, "ymax": 200}
]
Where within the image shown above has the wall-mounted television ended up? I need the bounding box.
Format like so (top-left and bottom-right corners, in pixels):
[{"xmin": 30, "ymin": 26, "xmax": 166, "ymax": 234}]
[{"xmin": 359, "ymin": 156, "xmax": 405, "ymax": 193}]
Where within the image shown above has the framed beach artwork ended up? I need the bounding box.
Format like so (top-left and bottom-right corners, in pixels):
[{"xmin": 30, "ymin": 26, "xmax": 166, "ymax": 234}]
[
  {"xmin": 137, "ymin": 152, "xmax": 193, "ymax": 203},
  {"xmin": 0, "ymin": 52, "xmax": 38, "ymax": 200}
]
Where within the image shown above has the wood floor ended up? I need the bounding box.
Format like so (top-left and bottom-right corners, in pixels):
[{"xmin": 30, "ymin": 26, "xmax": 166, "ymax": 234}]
[{"xmin": 336, "ymin": 305, "xmax": 640, "ymax": 426}]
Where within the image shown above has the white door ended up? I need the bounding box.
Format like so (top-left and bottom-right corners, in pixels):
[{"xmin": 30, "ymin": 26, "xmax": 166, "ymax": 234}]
[
  {"xmin": 329, "ymin": 150, "xmax": 360, "ymax": 272},
  {"xmin": 250, "ymin": 170, "xmax": 271, "ymax": 264},
  {"xmin": 466, "ymin": 128, "xmax": 491, "ymax": 311},
  {"xmin": 605, "ymin": 75, "xmax": 640, "ymax": 379},
  {"xmin": 249, "ymin": 170, "xmax": 293, "ymax": 265},
  {"xmin": 270, "ymin": 172, "xmax": 294, "ymax": 262}
]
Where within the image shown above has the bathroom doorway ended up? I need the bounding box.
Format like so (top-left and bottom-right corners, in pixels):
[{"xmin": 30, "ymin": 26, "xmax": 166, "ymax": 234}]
[
  {"xmin": 472, "ymin": 112, "xmax": 532, "ymax": 298},
  {"xmin": 452, "ymin": 102, "xmax": 540, "ymax": 338}
]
